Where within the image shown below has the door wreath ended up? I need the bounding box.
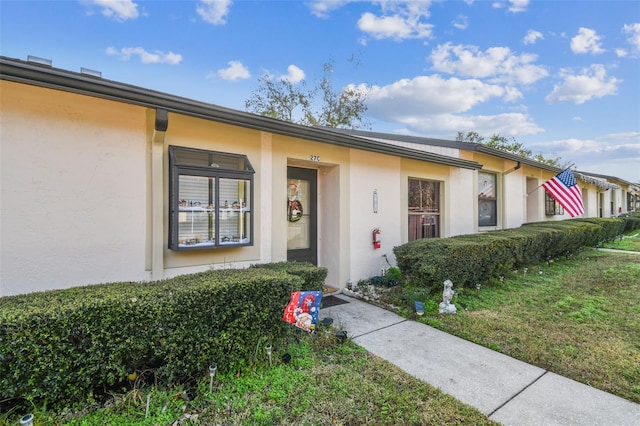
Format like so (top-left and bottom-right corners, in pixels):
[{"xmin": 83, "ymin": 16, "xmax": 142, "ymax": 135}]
[{"xmin": 288, "ymin": 182, "xmax": 303, "ymax": 222}]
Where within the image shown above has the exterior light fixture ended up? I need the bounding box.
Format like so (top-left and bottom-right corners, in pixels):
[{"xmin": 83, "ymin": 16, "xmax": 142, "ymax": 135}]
[
  {"xmin": 265, "ymin": 345, "xmax": 273, "ymax": 366},
  {"xmin": 320, "ymin": 317, "xmax": 333, "ymax": 327},
  {"xmin": 145, "ymin": 394, "xmax": 152, "ymax": 418},
  {"xmin": 20, "ymin": 414, "xmax": 34, "ymax": 426},
  {"xmin": 209, "ymin": 364, "xmax": 217, "ymax": 393}
]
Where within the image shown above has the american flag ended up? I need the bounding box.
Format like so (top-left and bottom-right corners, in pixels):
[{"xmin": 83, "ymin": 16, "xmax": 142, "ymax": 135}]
[{"xmin": 542, "ymin": 168, "xmax": 584, "ymax": 217}]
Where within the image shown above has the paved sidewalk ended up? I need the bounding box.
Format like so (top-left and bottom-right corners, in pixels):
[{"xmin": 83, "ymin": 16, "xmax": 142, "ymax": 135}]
[
  {"xmin": 597, "ymin": 248, "xmax": 640, "ymax": 255},
  {"xmin": 319, "ymin": 295, "xmax": 640, "ymax": 426}
]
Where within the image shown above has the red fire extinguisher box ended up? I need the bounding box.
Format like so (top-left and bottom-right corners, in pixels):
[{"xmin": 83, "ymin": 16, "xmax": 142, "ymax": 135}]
[{"xmin": 373, "ymin": 228, "xmax": 381, "ymax": 249}]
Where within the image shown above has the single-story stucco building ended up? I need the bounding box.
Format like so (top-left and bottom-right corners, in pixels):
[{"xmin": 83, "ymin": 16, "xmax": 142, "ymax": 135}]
[{"xmin": 0, "ymin": 56, "xmax": 635, "ymax": 297}]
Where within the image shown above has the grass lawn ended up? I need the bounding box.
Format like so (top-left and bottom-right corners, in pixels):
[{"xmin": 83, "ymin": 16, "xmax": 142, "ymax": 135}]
[
  {"xmin": 6, "ymin": 334, "xmax": 498, "ymax": 426},
  {"xmin": 602, "ymin": 229, "xmax": 640, "ymax": 252},
  {"xmin": 384, "ymin": 245, "xmax": 640, "ymax": 404},
  {"xmin": 4, "ymin": 233, "xmax": 637, "ymax": 425}
]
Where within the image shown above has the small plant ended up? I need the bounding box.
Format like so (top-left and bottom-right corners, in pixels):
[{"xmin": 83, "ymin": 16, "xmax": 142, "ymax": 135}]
[{"xmin": 386, "ymin": 266, "xmax": 403, "ymax": 281}]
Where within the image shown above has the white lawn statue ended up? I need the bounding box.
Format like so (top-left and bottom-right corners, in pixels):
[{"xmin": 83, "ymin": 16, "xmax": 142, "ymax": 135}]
[{"xmin": 439, "ymin": 279, "xmax": 457, "ymax": 314}]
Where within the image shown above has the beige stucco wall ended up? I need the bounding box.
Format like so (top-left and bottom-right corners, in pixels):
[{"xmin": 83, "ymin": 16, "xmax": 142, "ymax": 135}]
[
  {"xmin": 445, "ymin": 166, "xmax": 477, "ymax": 236},
  {"xmin": 271, "ymin": 134, "xmax": 351, "ymax": 288},
  {"xmin": 0, "ymin": 81, "xmax": 149, "ymax": 296},
  {"xmin": 6, "ymin": 77, "xmax": 613, "ymax": 297},
  {"xmin": 158, "ymin": 114, "xmax": 264, "ymax": 276},
  {"xmin": 582, "ymin": 186, "xmax": 596, "ymax": 218},
  {"xmin": 502, "ymin": 169, "xmax": 526, "ymax": 229},
  {"xmin": 599, "ymin": 189, "xmax": 614, "ymax": 217},
  {"xmin": 349, "ymin": 150, "xmax": 402, "ymax": 281}
]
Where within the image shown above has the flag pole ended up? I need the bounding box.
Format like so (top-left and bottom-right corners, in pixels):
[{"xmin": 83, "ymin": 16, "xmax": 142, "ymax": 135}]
[{"xmin": 526, "ymin": 164, "xmax": 575, "ymax": 196}]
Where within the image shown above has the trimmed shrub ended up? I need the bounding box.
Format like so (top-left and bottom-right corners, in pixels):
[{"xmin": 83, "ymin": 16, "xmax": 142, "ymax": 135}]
[
  {"xmin": 619, "ymin": 213, "xmax": 640, "ymax": 233},
  {"xmin": 394, "ymin": 217, "xmax": 636, "ymax": 291},
  {"xmin": 0, "ymin": 265, "xmax": 325, "ymax": 411},
  {"xmin": 250, "ymin": 261, "xmax": 327, "ymax": 291}
]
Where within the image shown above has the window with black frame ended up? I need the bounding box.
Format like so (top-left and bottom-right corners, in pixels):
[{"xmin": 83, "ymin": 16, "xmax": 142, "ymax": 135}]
[
  {"xmin": 545, "ymin": 191, "xmax": 564, "ymax": 215},
  {"xmin": 408, "ymin": 178, "xmax": 441, "ymax": 241},
  {"xmin": 478, "ymin": 172, "xmax": 497, "ymax": 226},
  {"xmin": 169, "ymin": 146, "xmax": 254, "ymax": 250}
]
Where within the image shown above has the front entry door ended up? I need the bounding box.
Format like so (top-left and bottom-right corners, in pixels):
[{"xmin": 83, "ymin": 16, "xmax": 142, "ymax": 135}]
[{"xmin": 287, "ymin": 167, "xmax": 317, "ymax": 265}]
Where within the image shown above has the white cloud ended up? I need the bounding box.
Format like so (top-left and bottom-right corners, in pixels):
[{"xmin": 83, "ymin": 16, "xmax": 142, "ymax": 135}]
[
  {"xmin": 570, "ymin": 27, "xmax": 605, "ymax": 54},
  {"xmin": 215, "ymin": 61, "xmax": 250, "ymax": 81},
  {"xmin": 457, "ymin": 113, "xmax": 541, "ymax": 136},
  {"xmin": 545, "ymin": 64, "xmax": 620, "ymax": 104},
  {"xmin": 352, "ymin": 75, "xmax": 505, "ymax": 118},
  {"xmin": 523, "ymin": 30, "xmax": 543, "ymax": 45},
  {"xmin": 508, "ymin": 0, "xmax": 529, "ymax": 13},
  {"xmin": 430, "ymin": 43, "xmax": 548, "ymax": 85},
  {"xmin": 623, "ymin": 23, "xmax": 640, "ymax": 51},
  {"xmin": 197, "ymin": 0, "xmax": 232, "ymax": 25},
  {"xmin": 357, "ymin": 2, "xmax": 433, "ymax": 41},
  {"xmin": 615, "ymin": 48, "xmax": 628, "ymax": 58},
  {"xmin": 280, "ymin": 65, "xmax": 306, "ymax": 84},
  {"xmin": 530, "ymin": 133, "xmax": 640, "ymax": 181},
  {"xmin": 453, "ymin": 15, "xmax": 468, "ymax": 30},
  {"xmin": 397, "ymin": 112, "xmax": 542, "ymax": 138},
  {"xmin": 489, "ymin": 0, "xmax": 529, "ymax": 13},
  {"xmin": 82, "ymin": 0, "xmax": 139, "ymax": 22},
  {"xmin": 358, "ymin": 12, "xmax": 433, "ymax": 41},
  {"xmin": 307, "ymin": 0, "xmax": 351, "ymax": 18},
  {"xmin": 350, "ymin": 73, "xmax": 543, "ymax": 137},
  {"xmin": 503, "ymin": 86, "xmax": 523, "ymax": 102},
  {"xmin": 106, "ymin": 46, "xmax": 182, "ymax": 64}
]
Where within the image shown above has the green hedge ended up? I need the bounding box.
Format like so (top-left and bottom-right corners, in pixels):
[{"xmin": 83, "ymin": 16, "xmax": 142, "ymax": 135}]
[
  {"xmin": 250, "ymin": 261, "xmax": 327, "ymax": 291},
  {"xmin": 394, "ymin": 218, "xmax": 636, "ymax": 291},
  {"xmin": 0, "ymin": 264, "xmax": 326, "ymax": 410},
  {"xmin": 617, "ymin": 212, "xmax": 640, "ymax": 233}
]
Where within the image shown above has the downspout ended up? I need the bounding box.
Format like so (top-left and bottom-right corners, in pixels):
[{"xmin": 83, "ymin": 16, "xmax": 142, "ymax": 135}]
[
  {"xmin": 151, "ymin": 108, "xmax": 168, "ymax": 280},
  {"xmin": 501, "ymin": 161, "xmax": 522, "ymax": 229},
  {"xmin": 502, "ymin": 161, "xmax": 522, "ymax": 176}
]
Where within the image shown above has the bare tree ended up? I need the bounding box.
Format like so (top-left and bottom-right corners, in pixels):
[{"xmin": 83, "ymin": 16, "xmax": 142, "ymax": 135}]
[
  {"xmin": 245, "ymin": 61, "xmax": 368, "ymax": 129},
  {"xmin": 457, "ymin": 132, "xmax": 564, "ymax": 167}
]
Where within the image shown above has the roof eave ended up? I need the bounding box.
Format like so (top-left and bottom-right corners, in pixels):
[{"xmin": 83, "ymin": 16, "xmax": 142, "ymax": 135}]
[{"xmin": 0, "ymin": 56, "xmax": 482, "ymax": 171}]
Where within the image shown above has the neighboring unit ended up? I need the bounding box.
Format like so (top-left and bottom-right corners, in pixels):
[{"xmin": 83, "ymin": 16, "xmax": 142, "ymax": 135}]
[{"xmin": 0, "ymin": 56, "xmax": 635, "ymax": 296}]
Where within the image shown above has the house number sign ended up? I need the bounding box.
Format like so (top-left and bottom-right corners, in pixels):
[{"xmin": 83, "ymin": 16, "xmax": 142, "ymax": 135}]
[{"xmin": 310, "ymin": 155, "xmax": 320, "ymax": 162}]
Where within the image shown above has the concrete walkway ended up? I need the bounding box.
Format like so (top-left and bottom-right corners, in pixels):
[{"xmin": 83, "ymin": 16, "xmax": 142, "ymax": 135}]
[
  {"xmin": 319, "ymin": 295, "xmax": 640, "ymax": 426},
  {"xmin": 598, "ymin": 248, "xmax": 640, "ymax": 255}
]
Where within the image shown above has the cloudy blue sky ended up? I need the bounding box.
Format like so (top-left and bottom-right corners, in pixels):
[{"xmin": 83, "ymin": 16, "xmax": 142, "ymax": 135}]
[{"xmin": 1, "ymin": 0, "xmax": 639, "ymax": 182}]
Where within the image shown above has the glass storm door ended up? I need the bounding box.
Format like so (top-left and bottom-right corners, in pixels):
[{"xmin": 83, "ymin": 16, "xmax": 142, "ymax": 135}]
[{"xmin": 287, "ymin": 167, "xmax": 317, "ymax": 265}]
